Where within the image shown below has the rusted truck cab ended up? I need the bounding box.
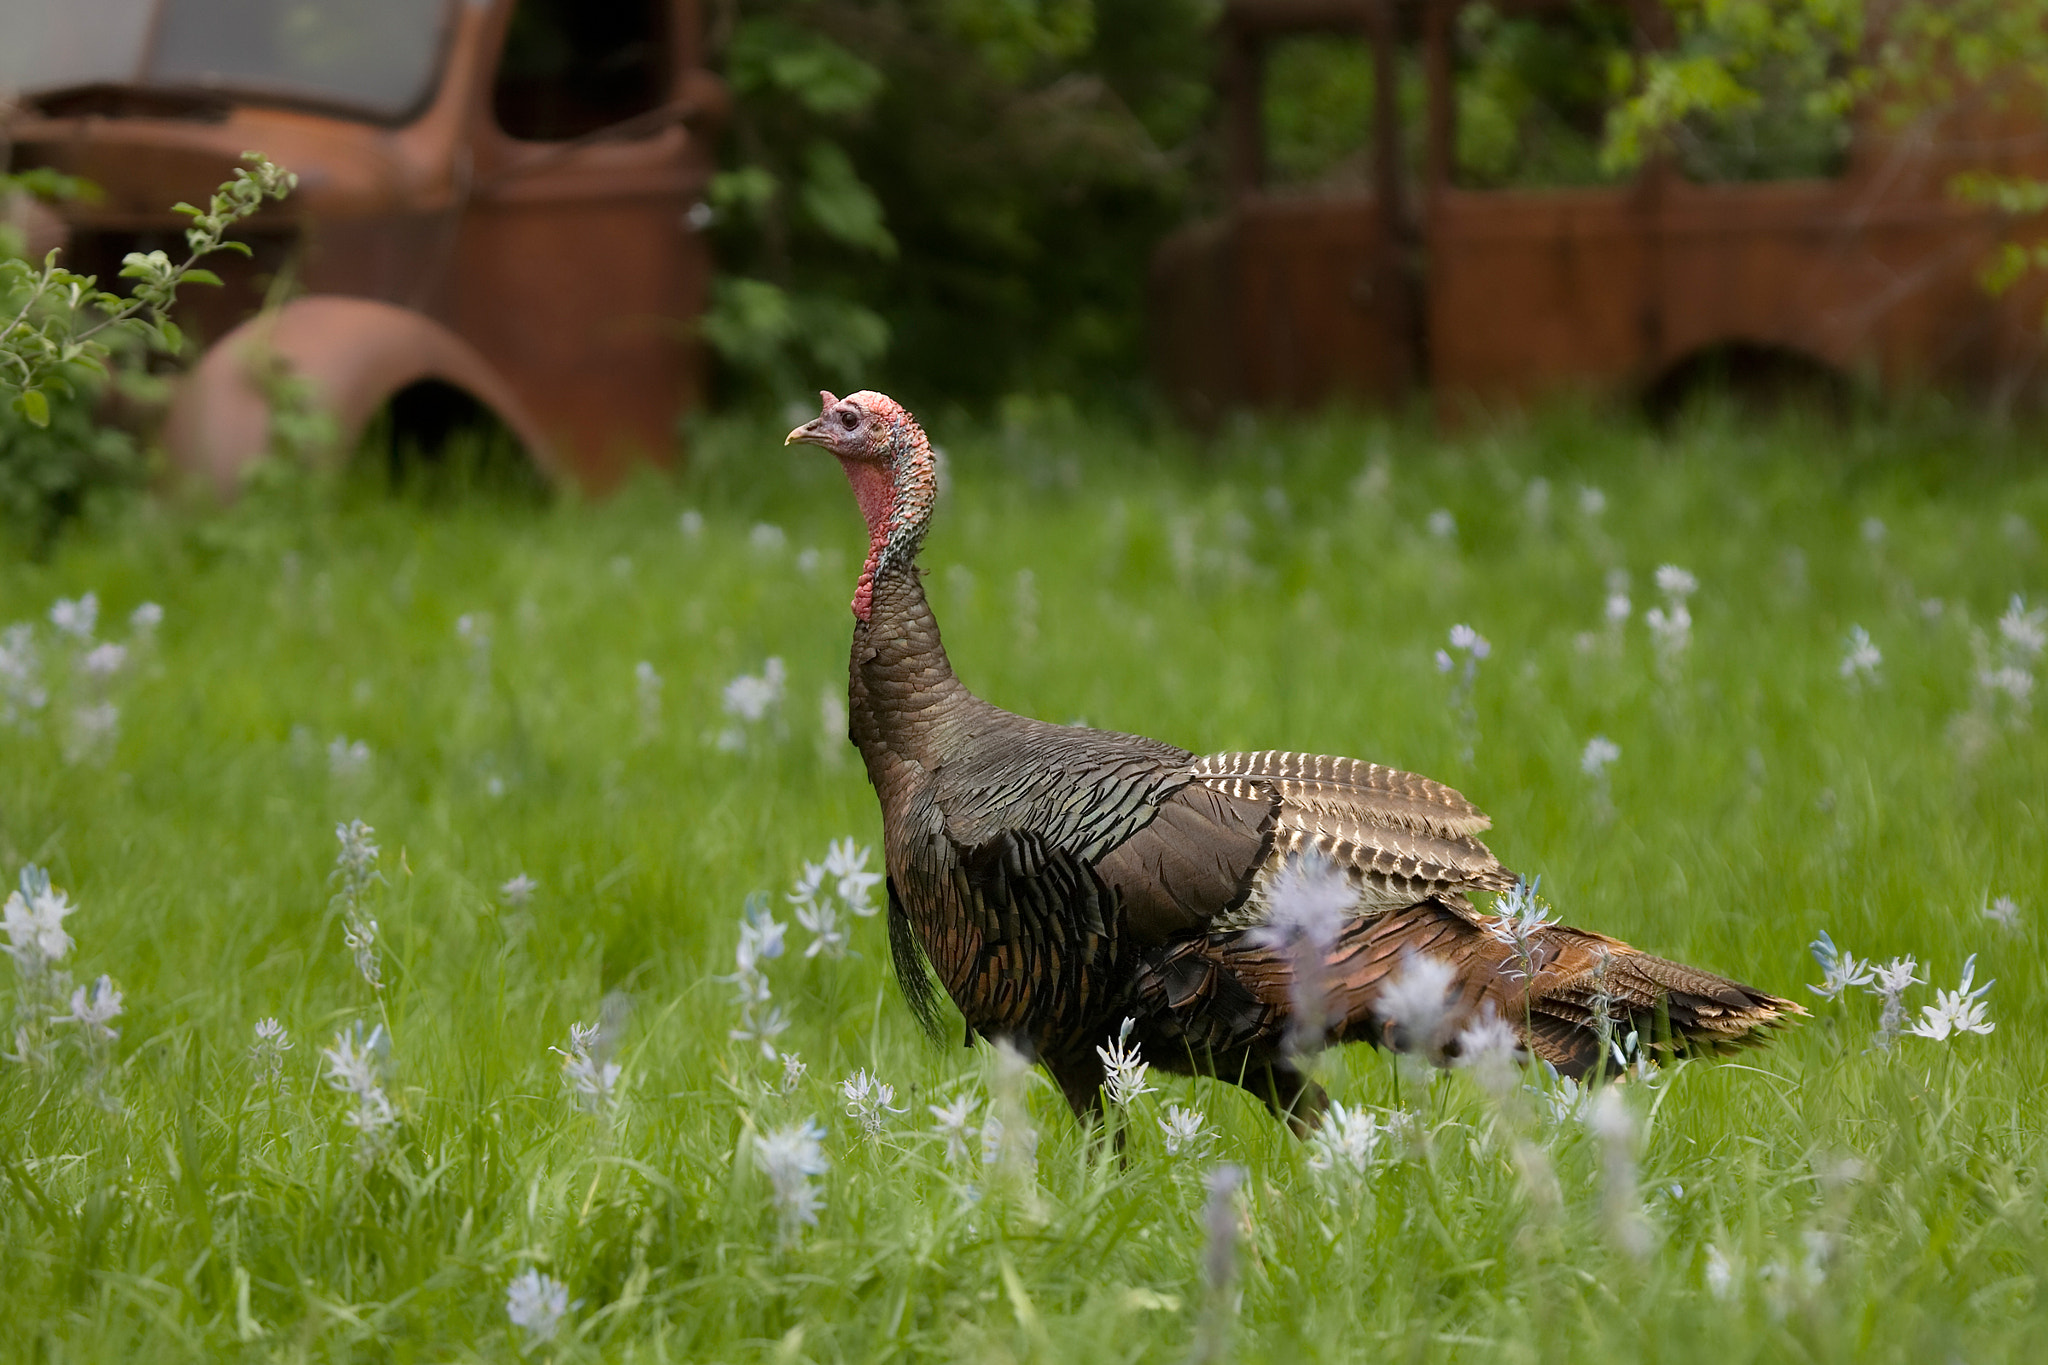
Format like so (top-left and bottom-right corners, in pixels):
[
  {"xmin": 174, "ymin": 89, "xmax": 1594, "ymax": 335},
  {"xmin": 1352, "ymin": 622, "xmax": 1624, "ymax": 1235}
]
[
  {"xmin": 2, "ymin": 0, "xmax": 725, "ymax": 491},
  {"xmin": 1153, "ymin": 0, "xmax": 2048, "ymax": 419}
]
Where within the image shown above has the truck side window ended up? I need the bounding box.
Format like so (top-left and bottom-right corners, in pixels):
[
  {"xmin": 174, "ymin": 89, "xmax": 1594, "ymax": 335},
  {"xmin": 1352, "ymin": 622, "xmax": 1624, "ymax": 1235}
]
[{"xmin": 492, "ymin": 0, "xmax": 671, "ymax": 141}]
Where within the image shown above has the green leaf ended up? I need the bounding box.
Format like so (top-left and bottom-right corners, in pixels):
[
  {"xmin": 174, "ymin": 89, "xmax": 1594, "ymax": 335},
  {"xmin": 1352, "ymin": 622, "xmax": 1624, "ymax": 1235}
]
[
  {"xmin": 798, "ymin": 142, "xmax": 895, "ymax": 258},
  {"xmin": 727, "ymin": 20, "xmax": 883, "ymax": 116},
  {"xmin": 181, "ymin": 269, "xmax": 225, "ymax": 288},
  {"xmin": 790, "ymin": 291, "xmax": 890, "ymax": 381},
  {"xmin": 709, "ymin": 168, "xmax": 779, "ymax": 217},
  {"xmin": 698, "ymin": 277, "xmax": 798, "ymax": 372},
  {"xmin": 13, "ymin": 388, "xmax": 49, "ymax": 427}
]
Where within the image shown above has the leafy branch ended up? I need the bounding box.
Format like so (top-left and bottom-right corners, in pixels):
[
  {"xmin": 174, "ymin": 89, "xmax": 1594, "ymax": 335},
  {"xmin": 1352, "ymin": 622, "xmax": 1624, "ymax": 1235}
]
[{"xmin": 0, "ymin": 153, "xmax": 297, "ymax": 427}]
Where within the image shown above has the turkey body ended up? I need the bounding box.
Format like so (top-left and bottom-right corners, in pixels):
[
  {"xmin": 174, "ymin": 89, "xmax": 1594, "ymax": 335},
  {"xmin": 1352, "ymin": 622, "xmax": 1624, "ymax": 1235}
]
[{"xmin": 795, "ymin": 389, "xmax": 1798, "ymax": 1130}]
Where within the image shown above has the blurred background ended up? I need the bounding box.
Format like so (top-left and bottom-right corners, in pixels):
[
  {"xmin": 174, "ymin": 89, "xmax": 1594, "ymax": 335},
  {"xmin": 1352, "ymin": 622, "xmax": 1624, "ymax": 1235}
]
[{"xmin": 3, "ymin": 0, "xmax": 2048, "ymax": 507}]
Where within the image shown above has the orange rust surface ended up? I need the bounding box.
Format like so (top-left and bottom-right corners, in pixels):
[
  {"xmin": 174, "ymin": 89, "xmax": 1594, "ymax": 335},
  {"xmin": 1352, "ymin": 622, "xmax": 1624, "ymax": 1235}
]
[
  {"xmin": 1152, "ymin": 0, "xmax": 2048, "ymax": 417},
  {"xmin": 5, "ymin": 0, "xmax": 725, "ymax": 491}
]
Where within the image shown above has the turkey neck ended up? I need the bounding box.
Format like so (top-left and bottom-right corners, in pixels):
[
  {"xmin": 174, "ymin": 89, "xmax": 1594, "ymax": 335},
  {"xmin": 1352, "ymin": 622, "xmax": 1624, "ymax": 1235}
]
[{"xmin": 849, "ymin": 553, "xmax": 994, "ymax": 803}]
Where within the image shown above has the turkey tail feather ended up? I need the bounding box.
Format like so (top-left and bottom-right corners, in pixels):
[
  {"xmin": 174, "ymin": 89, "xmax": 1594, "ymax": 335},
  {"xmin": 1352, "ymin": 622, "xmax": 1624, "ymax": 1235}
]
[{"xmin": 1130, "ymin": 898, "xmax": 1802, "ymax": 1082}]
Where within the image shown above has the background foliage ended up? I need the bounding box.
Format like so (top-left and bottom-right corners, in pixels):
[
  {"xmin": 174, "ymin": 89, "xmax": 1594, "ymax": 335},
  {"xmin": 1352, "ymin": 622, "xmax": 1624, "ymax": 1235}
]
[
  {"xmin": 699, "ymin": 0, "xmax": 1217, "ymax": 408},
  {"xmin": 698, "ymin": 0, "xmax": 2048, "ymax": 409}
]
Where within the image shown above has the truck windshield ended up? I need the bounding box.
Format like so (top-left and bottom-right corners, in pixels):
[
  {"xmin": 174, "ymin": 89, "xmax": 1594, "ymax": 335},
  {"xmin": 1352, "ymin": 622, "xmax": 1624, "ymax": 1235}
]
[{"xmin": 0, "ymin": 0, "xmax": 455, "ymax": 122}]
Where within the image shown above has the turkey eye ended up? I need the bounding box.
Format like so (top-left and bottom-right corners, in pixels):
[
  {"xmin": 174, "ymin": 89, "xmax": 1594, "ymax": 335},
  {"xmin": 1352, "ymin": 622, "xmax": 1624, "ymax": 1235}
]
[{"xmin": 839, "ymin": 412, "xmax": 859, "ymax": 430}]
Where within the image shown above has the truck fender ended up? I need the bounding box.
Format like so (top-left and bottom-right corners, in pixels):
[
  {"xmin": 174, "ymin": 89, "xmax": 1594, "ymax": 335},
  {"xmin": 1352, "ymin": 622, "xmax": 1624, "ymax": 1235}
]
[{"xmin": 161, "ymin": 295, "xmax": 557, "ymax": 496}]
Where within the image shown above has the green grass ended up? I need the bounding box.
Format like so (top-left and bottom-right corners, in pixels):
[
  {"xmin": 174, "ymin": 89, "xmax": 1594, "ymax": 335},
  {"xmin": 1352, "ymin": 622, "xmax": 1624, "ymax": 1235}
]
[{"xmin": 2, "ymin": 401, "xmax": 2045, "ymax": 1362}]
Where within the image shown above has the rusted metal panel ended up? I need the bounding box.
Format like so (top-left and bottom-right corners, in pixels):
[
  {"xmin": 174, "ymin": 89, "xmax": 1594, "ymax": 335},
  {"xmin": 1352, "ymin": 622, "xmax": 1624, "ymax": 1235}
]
[
  {"xmin": 1155, "ymin": 0, "xmax": 2048, "ymax": 415},
  {"xmin": 2, "ymin": 0, "xmax": 724, "ymax": 492},
  {"xmin": 161, "ymin": 295, "xmax": 557, "ymax": 495}
]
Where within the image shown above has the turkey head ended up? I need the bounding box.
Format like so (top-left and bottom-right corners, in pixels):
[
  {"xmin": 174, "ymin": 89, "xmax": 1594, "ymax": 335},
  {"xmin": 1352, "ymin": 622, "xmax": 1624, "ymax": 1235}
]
[{"xmin": 788, "ymin": 389, "xmax": 937, "ymax": 621}]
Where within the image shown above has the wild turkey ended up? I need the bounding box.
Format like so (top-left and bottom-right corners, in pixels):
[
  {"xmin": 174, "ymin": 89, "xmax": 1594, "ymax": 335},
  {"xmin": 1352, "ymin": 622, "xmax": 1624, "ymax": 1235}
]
[{"xmin": 788, "ymin": 390, "xmax": 1800, "ymax": 1130}]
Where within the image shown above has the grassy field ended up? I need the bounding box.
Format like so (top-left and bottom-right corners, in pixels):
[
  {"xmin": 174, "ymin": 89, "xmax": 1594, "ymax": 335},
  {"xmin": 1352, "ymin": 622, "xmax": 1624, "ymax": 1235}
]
[{"xmin": 2, "ymin": 401, "xmax": 2045, "ymax": 1362}]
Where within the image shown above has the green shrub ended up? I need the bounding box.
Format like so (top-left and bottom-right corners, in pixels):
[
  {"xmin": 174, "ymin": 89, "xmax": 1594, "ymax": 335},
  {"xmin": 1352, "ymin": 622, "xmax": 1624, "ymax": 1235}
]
[{"xmin": 0, "ymin": 154, "xmax": 295, "ymax": 549}]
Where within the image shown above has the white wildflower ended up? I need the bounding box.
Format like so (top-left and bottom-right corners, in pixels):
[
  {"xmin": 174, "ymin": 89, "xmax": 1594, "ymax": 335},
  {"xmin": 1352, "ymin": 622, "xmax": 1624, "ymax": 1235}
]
[
  {"xmin": 1452, "ymin": 1007, "xmax": 1523, "ymax": 1076},
  {"xmin": 552, "ymin": 1020, "xmax": 622, "ymax": 1113},
  {"xmin": 1982, "ymin": 665, "xmax": 2035, "ymax": 705},
  {"xmin": 729, "ymin": 1003, "xmax": 790, "ymax": 1056},
  {"xmin": 788, "ymin": 859, "xmax": 827, "ymax": 913},
  {"xmin": 1865, "ymin": 955, "xmax": 1921, "ymax": 1050},
  {"xmin": 840, "ymin": 1068, "xmax": 904, "ymax": 1140},
  {"xmin": 500, "ymin": 873, "xmax": 537, "ymax": 908},
  {"xmin": 1373, "ymin": 952, "xmax": 1458, "ymax": 1058},
  {"xmin": 0, "ymin": 623, "xmax": 47, "ymax": 723},
  {"xmin": 504, "ymin": 1268, "xmax": 571, "ymax": 1346},
  {"xmin": 1861, "ymin": 516, "xmax": 1887, "ymax": 547},
  {"xmin": 129, "ymin": 602, "xmax": 163, "ymax": 636},
  {"xmin": 1096, "ymin": 1016, "xmax": 1158, "ymax": 1107},
  {"xmin": 635, "ymin": 660, "xmax": 662, "ymax": 738},
  {"xmin": 65, "ymin": 702, "xmax": 119, "ymax": 759},
  {"xmin": 823, "ymin": 838, "xmax": 882, "ymax": 916},
  {"xmin": 1906, "ymin": 955, "xmax": 1995, "ymax": 1041},
  {"xmin": 342, "ymin": 914, "xmax": 381, "ymax": 991},
  {"xmin": 779, "ymin": 1051, "xmax": 808, "ymax": 1094},
  {"xmin": 978, "ymin": 1111, "xmax": 1010, "ymax": 1167},
  {"xmin": 1586, "ymin": 1087, "xmax": 1651, "ymax": 1257},
  {"xmin": 321, "ymin": 1022, "xmax": 395, "ymax": 1137},
  {"xmin": 1808, "ymin": 930, "xmax": 1875, "ymax": 1001},
  {"xmin": 1157, "ymin": 1103, "xmax": 1214, "ymax": 1157},
  {"xmin": 332, "ymin": 819, "xmax": 381, "ymax": 898},
  {"xmin": 1604, "ymin": 591, "xmax": 1631, "ymax": 628},
  {"xmin": 726, "ymin": 896, "xmax": 785, "ymax": 1040},
  {"xmin": 1581, "ymin": 735, "xmax": 1620, "ymax": 777},
  {"xmin": 327, "ymin": 736, "xmax": 371, "ymax": 780},
  {"xmin": 737, "ymin": 898, "xmax": 788, "ymax": 970},
  {"xmin": 1840, "ymin": 626, "xmax": 1881, "ymax": 684},
  {"xmin": 1704, "ymin": 1244, "xmax": 1738, "ymax": 1299},
  {"xmin": 49, "ymin": 593, "xmax": 98, "ymax": 641},
  {"xmin": 928, "ymin": 1093, "xmax": 979, "ymax": 1166},
  {"xmin": 749, "ymin": 523, "xmax": 788, "ymax": 553},
  {"xmin": 1248, "ymin": 850, "xmax": 1355, "ymax": 1053},
  {"xmin": 1531, "ymin": 1071, "xmax": 1592, "ymax": 1125},
  {"xmin": 1645, "ymin": 566, "xmax": 1697, "ymax": 673},
  {"xmin": 1427, "ymin": 508, "xmax": 1456, "ymax": 539},
  {"xmin": 1645, "ymin": 602, "xmax": 1692, "ymax": 655},
  {"xmin": 1305, "ymin": 1101, "xmax": 1383, "ymax": 1177},
  {"xmin": 1578, "ymin": 486, "xmax": 1607, "ymax": 518},
  {"xmin": 1486, "ymin": 878, "xmax": 1552, "ymax": 980},
  {"xmin": 1983, "ymin": 895, "xmax": 2020, "ymax": 930},
  {"xmin": 1654, "ymin": 565, "xmax": 1698, "ymax": 599},
  {"xmin": 981, "ymin": 1039, "xmax": 1041, "ymax": 1192},
  {"xmin": 1999, "ymin": 594, "xmax": 2046, "ymax": 658},
  {"xmin": 51, "ymin": 975, "xmax": 123, "ymax": 1042},
  {"xmin": 722, "ymin": 657, "xmax": 786, "ymax": 723},
  {"xmin": 678, "ymin": 509, "xmax": 704, "ymax": 538},
  {"xmin": 1440, "ymin": 624, "xmax": 1489, "ymax": 761},
  {"xmin": 251, "ymin": 1017, "xmax": 292, "ymax": 1081},
  {"xmin": 1255, "ymin": 851, "xmax": 1355, "ymax": 949},
  {"xmin": 3, "ymin": 866, "xmax": 76, "ymax": 968},
  {"xmin": 1192, "ymin": 1163, "xmax": 1247, "ymax": 1363},
  {"xmin": 80, "ymin": 642, "xmax": 127, "ymax": 679},
  {"xmin": 794, "ymin": 899, "xmax": 847, "ymax": 958}
]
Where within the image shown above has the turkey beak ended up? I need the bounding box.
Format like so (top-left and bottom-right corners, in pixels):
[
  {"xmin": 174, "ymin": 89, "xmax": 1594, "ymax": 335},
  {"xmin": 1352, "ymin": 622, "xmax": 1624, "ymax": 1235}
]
[{"xmin": 784, "ymin": 418, "xmax": 830, "ymax": 448}]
